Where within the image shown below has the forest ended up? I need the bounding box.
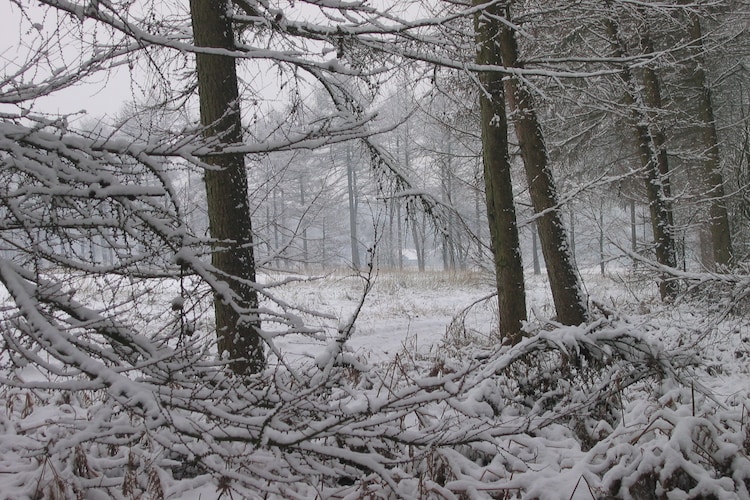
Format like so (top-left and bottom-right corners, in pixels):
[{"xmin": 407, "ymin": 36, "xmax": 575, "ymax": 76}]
[{"xmin": 1, "ymin": 0, "xmax": 749, "ymax": 498}]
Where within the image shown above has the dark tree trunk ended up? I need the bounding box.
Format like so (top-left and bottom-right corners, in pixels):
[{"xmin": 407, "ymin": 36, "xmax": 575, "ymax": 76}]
[
  {"xmin": 189, "ymin": 0, "xmax": 264, "ymax": 374},
  {"xmin": 630, "ymin": 199, "xmax": 637, "ymax": 254},
  {"xmin": 410, "ymin": 215, "xmax": 426, "ymax": 272},
  {"xmin": 299, "ymin": 176, "xmax": 309, "ymax": 271},
  {"xmin": 441, "ymin": 139, "xmax": 456, "ymax": 271},
  {"xmin": 498, "ymin": 15, "xmax": 588, "ymax": 326},
  {"xmin": 388, "ymin": 198, "xmax": 395, "ymax": 267},
  {"xmin": 532, "ymin": 222, "xmax": 541, "ymax": 276},
  {"xmin": 474, "ymin": 1, "xmax": 527, "ymax": 343},
  {"xmin": 569, "ymin": 207, "xmax": 576, "ymax": 265},
  {"xmin": 640, "ymin": 32, "xmax": 674, "ymax": 231},
  {"xmin": 599, "ymin": 199, "xmax": 605, "ymax": 276},
  {"xmin": 397, "ymin": 203, "xmax": 403, "ymax": 270},
  {"xmin": 346, "ymin": 144, "xmax": 361, "ymax": 269},
  {"xmin": 686, "ymin": 11, "xmax": 733, "ymax": 268},
  {"xmin": 606, "ymin": 19, "xmax": 678, "ymax": 300}
]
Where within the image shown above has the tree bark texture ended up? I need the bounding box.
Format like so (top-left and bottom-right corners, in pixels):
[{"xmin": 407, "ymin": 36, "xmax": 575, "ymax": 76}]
[
  {"xmin": 686, "ymin": 11, "xmax": 733, "ymax": 268},
  {"xmin": 189, "ymin": 0, "xmax": 264, "ymax": 374},
  {"xmin": 498, "ymin": 15, "xmax": 588, "ymax": 326},
  {"xmin": 606, "ymin": 19, "xmax": 679, "ymax": 300},
  {"xmin": 346, "ymin": 144, "xmax": 361, "ymax": 269},
  {"xmin": 639, "ymin": 31, "xmax": 674, "ymax": 231},
  {"xmin": 474, "ymin": 1, "xmax": 527, "ymax": 343}
]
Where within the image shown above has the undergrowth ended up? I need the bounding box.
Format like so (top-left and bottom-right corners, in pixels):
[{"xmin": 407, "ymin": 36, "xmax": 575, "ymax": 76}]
[{"xmin": 1, "ymin": 270, "xmax": 749, "ymax": 499}]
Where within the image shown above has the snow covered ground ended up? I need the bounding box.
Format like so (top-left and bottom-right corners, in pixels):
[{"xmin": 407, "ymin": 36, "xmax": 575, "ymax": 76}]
[
  {"xmin": 257, "ymin": 268, "xmax": 750, "ymax": 498},
  {"xmin": 2, "ymin": 266, "xmax": 750, "ymax": 499}
]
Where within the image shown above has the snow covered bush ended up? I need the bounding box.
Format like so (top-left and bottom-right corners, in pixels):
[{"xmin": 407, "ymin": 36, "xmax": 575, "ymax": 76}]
[
  {"xmin": 2, "ymin": 21, "xmax": 749, "ymax": 500},
  {"xmin": 1, "ymin": 121, "xmax": 748, "ymax": 497},
  {"xmin": 1, "ymin": 204, "xmax": 736, "ymax": 490}
]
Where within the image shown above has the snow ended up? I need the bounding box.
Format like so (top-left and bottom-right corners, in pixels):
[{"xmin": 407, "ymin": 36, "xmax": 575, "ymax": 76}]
[
  {"xmin": 3, "ymin": 0, "xmax": 748, "ymax": 496},
  {"xmin": 2, "ymin": 263, "xmax": 748, "ymax": 498}
]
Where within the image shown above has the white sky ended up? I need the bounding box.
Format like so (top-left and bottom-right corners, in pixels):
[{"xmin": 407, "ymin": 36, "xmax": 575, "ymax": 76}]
[
  {"xmin": 0, "ymin": 2, "xmax": 138, "ymax": 120},
  {"xmin": 0, "ymin": 0, "xmax": 409, "ymax": 131}
]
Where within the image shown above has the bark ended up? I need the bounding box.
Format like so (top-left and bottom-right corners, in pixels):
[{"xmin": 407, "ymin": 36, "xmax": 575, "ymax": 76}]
[
  {"xmin": 640, "ymin": 33, "xmax": 674, "ymax": 230},
  {"xmin": 346, "ymin": 144, "xmax": 361, "ymax": 268},
  {"xmin": 441, "ymin": 138, "xmax": 456, "ymax": 271},
  {"xmin": 403, "ymin": 131, "xmax": 425, "ymax": 272},
  {"xmin": 474, "ymin": 172, "xmax": 483, "ymax": 264},
  {"xmin": 388, "ymin": 198, "xmax": 395, "ymax": 267},
  {"xmin": 569, "ymin": 207, "xmax": 576, "ymax": 264},
  {"xmin": 189, "ymin": 0, "xmax": 264, "ymax": 374},
  {"xmin": 532, "ymin": 222, "xmax": 540, "ymax": 275},
  {"xmin": 606, "ymin": 19, "xmax": 678, "ymax": 300},
  {"xmin": 498, "ymin": 15, "xmax": 588, "ymax": 326},
  {"xmin": 474, "ymin": 1, "xmax": 526, "ymax": 343},
  {"xmin": 686, "ymin": 11, "xmax": 733, "ymax": 268},
  {"xmin": 599, "ymin": 199, "xmax": 605, "ymax": 276},
  {"xmin": 630, "ymin": 199, "xmax": 637, "ymax": 253},
  {"xmin": 410, "ymin": 215, "xmax": 426, "ymax": 272},
  {"xmin": 298, "ymin": 176, "xmax": 309, "ymax": 271},
  {"xmin": 397, "ymin": 203, "xmax": 404, "ymax": 270}
]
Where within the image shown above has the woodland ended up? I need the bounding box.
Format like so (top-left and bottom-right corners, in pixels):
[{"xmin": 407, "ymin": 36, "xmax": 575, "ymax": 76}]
[{"xmin": 1, "ymin": 0, "xmax": 750, "ymax": 498}]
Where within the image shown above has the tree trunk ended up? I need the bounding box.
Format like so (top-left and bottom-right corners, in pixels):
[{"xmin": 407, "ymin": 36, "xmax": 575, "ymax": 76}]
[
  {"xmin": 273, "ymin": 188, "xmax": 282, "ymax": 269},
  {"xmin": 388, "ymin": 198, "xmax": 395, "ymax": 267},
  {"xmin": 189, "ymin": 0, "xmax": 264, "ymax": 374},
  {"xmin": 686, "ymin": 11, "xmax": 733, "ymax": 268},
  {"xmin": 410, "ymin": 215, "xmax": 426, "ymax": 272},
  {"xmin": 397, "ymin": 203, "xmax": 403, "ymax": 270},
  {"xmin": 346, "ymin": 144, "xmax": 361, "ymax": 269},
  {"xmin": 640, "ymin": 32, "xmax": 675, "ymax": 231},
  {"xmin": 569, "ymin": 207, "xmax": 576, "ymax": 265},
  {"xmin": 441, "ymin": 138, "xmax": 456, "ymax": 271},
  {"xmin": 474, "ymin": 1, "xmax": 527, "ymax": 343},
  {"xmin": 402, "ymin": 131, "xmax": 425, "ymax": 272},
  {"xmin": 630, "ymin": 199, "xmax": 637, "ymax": 254},
  {"xmin": 532, "ymin": 222, "xmax": 541, "ymax": 275},
  {"xmin": 474, "ymin": 171, "xmax": 483, "ymax": 265},
  {"xmin": 599, "ymin": 199, "xmax": 605, "ymax": 276},
  {"xmin": 299, "ymin": 176, "xmax": 309, "ymax": 271},
  {"xmin": 498, "ymin": 15, "xmax": 588, "ymax": 326},
  {"xmin": 606, "ymin": 19, "xmax": 678, "ymax": 300},
  {"xmin": 321, "ymin": 219, "xmax": 327, "ymax": 267}
]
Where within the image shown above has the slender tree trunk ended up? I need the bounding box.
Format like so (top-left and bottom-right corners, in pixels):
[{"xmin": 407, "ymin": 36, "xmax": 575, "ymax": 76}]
[
  {"xmin": 321, "ymin": 219, "xmax": 327, "ymax": 268},
  {"xmin": 273, "ymin": 188, "xmax": 281, "ymax": 268},
  {"xmin": 630, "ymin": 199, "xmax": 637, "ymax": 254},
  {"xmin": 532, "ymin": 222, "xmax": 541, "ymax": 275},
  {"xmin": 606, "ymin": 19, "xmax": 678, "ymax": 300},
  {"xmin": 441, "ymin": 139, "xmax": 456, "ymax": 271},
  {"xmin": 498, "ymin": 14, "xmax": 587, "ymax": 326},
  {"xmin": 388, "ymin": 198, "xmax": 395, "ymax": 267},
  {"xmin": 397, "ymin": 203, "xmax": 403, "ymax": 270},
  {"xmin": 402, "ymin": 131, "xmax": 425, "ymax": 272},
  {"xmin": 474, "ymin": 1, "xmax": 526, "ymax": 343},
  {"xmin": 189, "ymin": 0, "xmax": 263, "ymax": 374},
  {"xmin": 265, "ymin": 203, "xmax": 272, "ymax": 264},
  {"xmin": 686, "ymin": 11, "xmax": 733, "ymax": 268},
  {"xmin": 599, "ymin": 199, "xmax": 605, "ymax": 276},
  {"xmin": 640, "ymin": 32, "xmax": 674, "ymax": 230},
  {"xmin": 474, "ymin": 175, "xmax": 482, "ymax": 265},
  {"xmin": 410, "ymin": 215, "xmax": 426, "ymax": 272},
  {"xmin": 346, "ymin": 144, "xmax": 360, "ymax": 269},
  {"xmin": 569, "ymin": 206, "xmax": 576, "ymax": 265},
  {"xmin": 299, "ymin": 176, "xmax": 309, "ymax": 271}
]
